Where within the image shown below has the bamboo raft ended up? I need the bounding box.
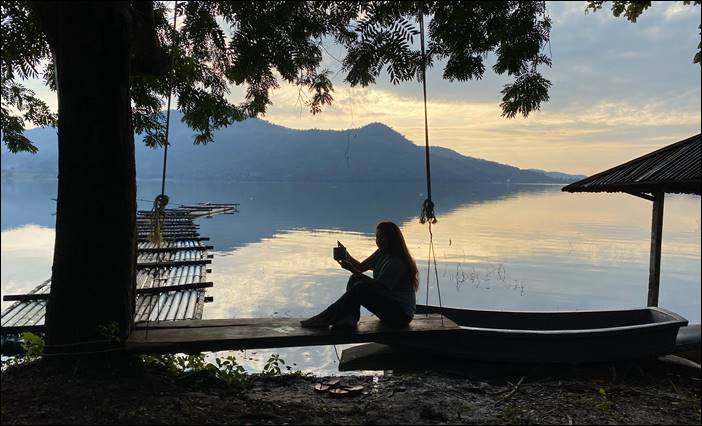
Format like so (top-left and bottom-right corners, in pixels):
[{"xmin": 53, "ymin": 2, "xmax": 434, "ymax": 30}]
[{"xmin": 1, "ymin": 203, "xmax": 239, "ymax": 336}]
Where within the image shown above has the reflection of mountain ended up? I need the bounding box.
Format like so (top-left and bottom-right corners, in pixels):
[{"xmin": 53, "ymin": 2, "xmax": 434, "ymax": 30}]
[
  {"xmin": 0, "ymin": 178, "xmax": 57, "ymax": 230},
  {"xmin": 1, "ymin": 178, "xmax": 558, "ymax": 249},
  {"xmin": 133, "ymin": 180, "xmax": 558, "ymax": 251},
  {"xmin": 2, "ymin": 112, "xmax": 576, "ymax": 183},
  {"xmin": 1, "ymin": 177, "xmax": 558, "ymax": 252}
]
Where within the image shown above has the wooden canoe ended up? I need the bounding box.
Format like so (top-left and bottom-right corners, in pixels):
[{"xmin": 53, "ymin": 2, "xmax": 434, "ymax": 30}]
[{"xmin": 395, "ymin": 304, "xmax": 691, "ymax": 364}]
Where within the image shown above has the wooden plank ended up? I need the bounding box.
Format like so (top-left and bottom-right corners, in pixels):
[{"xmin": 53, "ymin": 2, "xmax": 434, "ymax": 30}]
[
  {"xmin": 137, "ymin": 217, "xmax": 193, "ymax": 221},
  {"xmin": 648, "ymin": 192, "xmax": 665, "ymax": 307},
  {"xmin": 136, "ymin": 282, "xmax": 213, "ymax": 295},
  {"xmin": 338, "ymin": 343, "xmax": 401, "ymax": 371},
  {"xmin": 136, "ymin": 220, "xmax": 197, "ymax": 225},
  {"xmin": 136, "ymin": 227, "xmax": 199, "ymax": 231},
  {"xmin": 3, "ymin": 294, "xmax": 50, "ymax": 302},
  {"xmin": 136, "ymin": 259, "xmax": 211, "ymax": 269},
  {"xmin": 138, "ymin": 210, "xmax": 194, "ymax": 215},
  {"xmin": 181, "ymin": 203, "xmax": 239, "ymax": 207},
  {"xmin": 0, "ymin": 325, "xmax": 45, "ymax": 335},
  {"xmin": 138, "ymin": 237, "xmax": 210, "ymax": 242},
  {"xmin": 137, "ymin": 231, "xmax": 200, "ymax": 236},
  {"xmin": 139, "ymin": 245, "xmax": 213, "ymax": 253},
  {"xmin": 4, "ymin": 283, "xmax": 213, "ymax": 301},
  {"xmin": 136, "ymin": 227, "xmax": 196, "ymax": 231},
  {"xmin": 126, "ymin": 315, "xmax": 458, "ymax": 354}
]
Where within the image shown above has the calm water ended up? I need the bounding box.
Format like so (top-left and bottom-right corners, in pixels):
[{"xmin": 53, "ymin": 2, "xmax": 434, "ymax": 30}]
[{"xmin": 2, "ymin": 178, "xmax": 700, "ymax": 374}]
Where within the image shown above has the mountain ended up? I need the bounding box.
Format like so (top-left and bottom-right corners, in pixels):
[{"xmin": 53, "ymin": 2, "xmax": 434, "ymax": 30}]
[
  {"xmin": 1, "ymin": 112, "xmax": 573, "ymax": 183},
  {"xmin": 526, "ymin": 169, "xmax": 586, "ymax": 183}
]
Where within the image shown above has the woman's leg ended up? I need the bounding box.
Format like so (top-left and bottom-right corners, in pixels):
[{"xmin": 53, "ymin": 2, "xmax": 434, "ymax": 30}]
[
  {"xmin": 344, "ymin": 276, "xmax": 363, "ymax": 323},
  {"xmin": 356, "ymin": 283, "xmax": 412, "ymax": 327},
  {"xmin": 316, "ymin": 281, "xmax": 410, "ymax": 327},
  {"xmin": 300, "ymin": 276, "xmax": 362, "ymax": 328},
  {"xmin": 301, "ymin": 277, "xmax": 411, "ymax": 328}
]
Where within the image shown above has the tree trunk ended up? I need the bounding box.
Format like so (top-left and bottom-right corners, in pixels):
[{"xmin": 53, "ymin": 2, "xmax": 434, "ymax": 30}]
[{"xmin": 35, "ymin": 2, "xmax": 136, "ymax": 355}]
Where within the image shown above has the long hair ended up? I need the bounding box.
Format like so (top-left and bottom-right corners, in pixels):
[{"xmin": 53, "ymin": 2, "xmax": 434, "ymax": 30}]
[{"xmin": 376, "ymin": 222, "xmax": 419, "ymax": 292}]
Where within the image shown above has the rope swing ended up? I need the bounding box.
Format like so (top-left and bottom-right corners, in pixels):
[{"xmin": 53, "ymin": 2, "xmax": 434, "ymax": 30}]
[
  {"xmin": 146, "ymin": 1, "xmax": 179, "ymax": 335},
  {"xmin": 148, "ymin": 0, "xmax": 179, "ymax": 246},
  {"xmin": 417, "ymin": 9, "xmax": 443, "ymax": 319},
  {"xmin": 418, "ymin": 10, "xmax": 437, "ymax": 226}
]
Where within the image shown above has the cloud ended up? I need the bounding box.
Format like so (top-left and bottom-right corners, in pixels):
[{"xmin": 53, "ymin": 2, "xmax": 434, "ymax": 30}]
[
  {"xmin": 664, "ymin": 2, "xmax": 697, "ymax": 20},
  {"xmin": 260, "ymin": 81, "xmax": 700, "ymax": 174}
]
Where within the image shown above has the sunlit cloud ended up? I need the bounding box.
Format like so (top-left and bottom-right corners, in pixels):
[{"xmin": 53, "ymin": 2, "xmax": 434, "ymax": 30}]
[
  {"xmin": 1, "ymin": 225, "xmax": 55, "ymax": 253},
  {"xmin": 259, "ymin": 82, "xmax": 700, "ymax": 175},
  {"xmin": 664, "ymin": 2, "xmax": 696, "ymax": 20}
]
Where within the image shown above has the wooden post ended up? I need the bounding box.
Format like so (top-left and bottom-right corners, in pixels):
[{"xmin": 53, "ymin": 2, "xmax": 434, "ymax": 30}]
[{"xmin": 648, "ymin": 192, "xmax": 665, "ymax": 307}]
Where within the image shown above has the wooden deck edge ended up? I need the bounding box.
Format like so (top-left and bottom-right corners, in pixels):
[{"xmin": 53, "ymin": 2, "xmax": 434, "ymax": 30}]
[
  {"xmin": 125, "ymin": 315, "xmax": 458, "ymax": 355},
  {"xmin": 125, "ymin": 329, "xmax": 458, "ymax": 355},
  {"xmin": 0, "ymin": 325, "xmax": 46, "ymax": 335}
]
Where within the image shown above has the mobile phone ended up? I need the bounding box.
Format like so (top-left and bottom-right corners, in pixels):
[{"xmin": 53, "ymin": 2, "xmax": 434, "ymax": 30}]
[{"xmin": 333, "ymin": 243, "xmax": 347, "ymax": 261}]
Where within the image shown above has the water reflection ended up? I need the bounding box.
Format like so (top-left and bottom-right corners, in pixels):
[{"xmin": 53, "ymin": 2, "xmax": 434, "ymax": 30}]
[
  {"xmin": 1, "ymin": 178, "xmax": 700, "ymax": 374},
  {"xmin": 1, "ymin": 225, "xmax": 54, "ymax": 307}
]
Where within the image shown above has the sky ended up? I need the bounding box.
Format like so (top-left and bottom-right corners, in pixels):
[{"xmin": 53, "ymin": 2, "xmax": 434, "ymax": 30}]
[{"xmin": 20, "ymin": 1, "xmax": 702, "ymax": 175}]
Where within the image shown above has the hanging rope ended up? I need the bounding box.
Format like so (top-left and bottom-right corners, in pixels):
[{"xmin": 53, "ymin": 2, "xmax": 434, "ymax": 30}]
[
  {"xmin": 418, "ymin": 10, "xmax": 443, "ymax": 323},
  {"xmin": 418, "ymin": 10, "xmax": 436, "ymax": 226},
  {"xmin": 148, "ymin": 0, "xmax": 179, "ymax": 246},
  {"xmin": 145, "ymin": 1, "xmax": 179, "ymax": 338}
]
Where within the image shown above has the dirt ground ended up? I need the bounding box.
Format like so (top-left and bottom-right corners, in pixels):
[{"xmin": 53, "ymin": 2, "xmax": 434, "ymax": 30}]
[{"xmin": 1, "ymin": 356, "xmax": 700, "ymax": 425}]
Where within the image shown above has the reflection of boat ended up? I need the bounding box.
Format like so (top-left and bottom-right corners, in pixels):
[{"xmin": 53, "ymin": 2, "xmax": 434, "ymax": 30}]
[
  {"xmin": 410, "ymin": 305, "xmax": 690, "ymax": 363},
  {"xmin": 341, "ymin": 305, "xmax": 692, "ymax": 368}
]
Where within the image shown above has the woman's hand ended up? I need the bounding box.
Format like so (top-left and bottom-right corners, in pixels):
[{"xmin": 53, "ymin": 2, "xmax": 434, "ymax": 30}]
[{"xmin": 338, "ymin": 259, "xmax": 361, "ymax": 275}]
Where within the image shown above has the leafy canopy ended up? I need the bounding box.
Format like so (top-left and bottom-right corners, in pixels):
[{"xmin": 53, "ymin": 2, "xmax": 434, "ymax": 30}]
[{"xmin": 2, "ymin": 1, "xmax": 554, "ymax": 153}]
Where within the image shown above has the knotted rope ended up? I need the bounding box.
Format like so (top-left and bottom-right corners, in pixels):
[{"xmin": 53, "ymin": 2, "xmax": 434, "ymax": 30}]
[
  {"xmin": 418, "ymin": 9, "xmax": 437, "ymax": 226},
  {"xmin": 418, "ymin": 9, "xmax": 442, "ymax": 324},
  {"xmin": 148, "ymin": 193, "xmax": 169, "ymax": 245}
]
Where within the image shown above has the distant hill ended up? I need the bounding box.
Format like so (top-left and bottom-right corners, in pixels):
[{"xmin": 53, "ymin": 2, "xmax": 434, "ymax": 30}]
[
  {"xmin": 526, "ymin": 169, "xmax": 586, "ymax": 183},
  {"xmin": 1, "ymin": 112, "xmax": 579, "ymax": 183}
]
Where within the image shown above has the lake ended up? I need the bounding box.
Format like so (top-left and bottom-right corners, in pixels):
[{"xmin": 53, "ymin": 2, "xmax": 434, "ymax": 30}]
[{"xmin": 2, "ymin": 178, "xmax": 700, "ymax": 374}]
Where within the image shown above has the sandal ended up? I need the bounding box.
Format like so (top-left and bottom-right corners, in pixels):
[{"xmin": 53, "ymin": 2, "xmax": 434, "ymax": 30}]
[
  {"xmin": 314, "ymin": 383, "xmax": 331, "ymax": 393},
  {"xmin": 328, "ymin": 385, "xmax": 365, "ymax": 397},
  {"xmin": 313, "ymin": 377, "xmax": 342, "ymax": 393}
]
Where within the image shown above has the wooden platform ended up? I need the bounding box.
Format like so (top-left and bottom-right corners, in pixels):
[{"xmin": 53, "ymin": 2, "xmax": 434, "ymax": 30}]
[
  {"xmin": 2, "ymin": 203, "xmax": 239, "ymax": 337},
  {"xmin": 126, "ymin": 315, "xmax": 458, "ymax": 354}
]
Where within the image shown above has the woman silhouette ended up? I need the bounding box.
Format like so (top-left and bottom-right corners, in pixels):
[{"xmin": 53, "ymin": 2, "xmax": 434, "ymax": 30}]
[{"xmin": 301, "ymin": 222, "xmax": 418, "ymax": 329}]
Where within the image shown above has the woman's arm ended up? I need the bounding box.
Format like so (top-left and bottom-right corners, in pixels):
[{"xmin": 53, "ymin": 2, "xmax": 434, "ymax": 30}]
[
  {"xmin": 346, "ymin": 249, "xmax": 380, "ymax": 273},
  {"xmin": 339, "ymin": 257, "xmax": 377, "ymax": 284},
  {"xmin": 351, "ymin": 272, "xmax": 374, "ymax": 284}
]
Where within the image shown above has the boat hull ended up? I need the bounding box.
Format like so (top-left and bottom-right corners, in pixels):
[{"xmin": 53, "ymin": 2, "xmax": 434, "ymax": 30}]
[{"xmin": 401, "ymin": 305, "xmax": 689, "ymax": 364}]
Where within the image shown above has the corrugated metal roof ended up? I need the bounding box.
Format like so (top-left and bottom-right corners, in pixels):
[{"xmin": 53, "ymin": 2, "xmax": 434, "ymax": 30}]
[{"xmin": 562, "ymin": 134, "xmax": 701, "ymax": 195}]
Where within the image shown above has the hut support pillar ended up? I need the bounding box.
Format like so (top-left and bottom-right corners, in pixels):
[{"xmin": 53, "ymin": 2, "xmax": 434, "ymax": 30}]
[{"xmin": 647, "ymin": 192, "xmax": 665, "ymax": 307}]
